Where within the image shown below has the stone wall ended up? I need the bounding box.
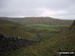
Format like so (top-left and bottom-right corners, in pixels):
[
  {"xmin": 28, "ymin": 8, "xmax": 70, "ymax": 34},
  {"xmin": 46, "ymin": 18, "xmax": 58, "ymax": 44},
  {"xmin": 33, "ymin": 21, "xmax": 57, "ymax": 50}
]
[{"xmin": 0, "ymin": 34, "xmax": 38, "ymax": 53}]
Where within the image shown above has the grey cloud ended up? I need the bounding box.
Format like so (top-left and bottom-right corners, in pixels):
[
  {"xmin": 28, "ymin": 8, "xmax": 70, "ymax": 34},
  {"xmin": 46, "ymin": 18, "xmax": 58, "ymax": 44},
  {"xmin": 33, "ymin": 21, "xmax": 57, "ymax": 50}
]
[
  {"xmin": 0, "ymin": 0, "xmax": 75, "ymax": 19},
  {"xmin": 46, "ymin": 0, "xmax": 75, "ymax": 10}
]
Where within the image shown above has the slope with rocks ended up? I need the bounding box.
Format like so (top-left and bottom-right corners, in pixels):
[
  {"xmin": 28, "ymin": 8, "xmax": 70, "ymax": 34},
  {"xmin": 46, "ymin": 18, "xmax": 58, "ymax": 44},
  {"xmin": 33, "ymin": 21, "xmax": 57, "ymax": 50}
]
[{"xmin": 0, "ymin": 34, "xmax": 39, "ymax": 55}]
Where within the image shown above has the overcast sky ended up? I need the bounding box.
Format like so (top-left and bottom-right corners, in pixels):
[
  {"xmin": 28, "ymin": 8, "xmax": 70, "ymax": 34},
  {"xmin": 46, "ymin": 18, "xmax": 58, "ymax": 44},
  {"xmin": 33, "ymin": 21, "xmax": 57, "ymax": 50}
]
[{"xmin": 0, "ymin": 0, "xmax": 75, "ymax": 20}]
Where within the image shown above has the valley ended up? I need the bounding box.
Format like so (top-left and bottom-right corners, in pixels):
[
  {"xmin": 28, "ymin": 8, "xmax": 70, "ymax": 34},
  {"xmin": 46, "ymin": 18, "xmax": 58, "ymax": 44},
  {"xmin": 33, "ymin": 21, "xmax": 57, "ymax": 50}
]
[{"xmin": 0, "ymin": 17, "xmax": 74, "ymax": 56}]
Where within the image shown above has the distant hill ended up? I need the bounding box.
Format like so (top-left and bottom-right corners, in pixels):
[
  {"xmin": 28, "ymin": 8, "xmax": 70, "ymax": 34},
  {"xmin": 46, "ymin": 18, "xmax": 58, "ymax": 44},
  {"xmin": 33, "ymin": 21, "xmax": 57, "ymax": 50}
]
[
  {"xmin": 0, "ymin": 18, "xmax": 17, "ymax": 24},
  {"xmin": 1, "ymin": 17, "xmax": 73, "ymax": 25}
]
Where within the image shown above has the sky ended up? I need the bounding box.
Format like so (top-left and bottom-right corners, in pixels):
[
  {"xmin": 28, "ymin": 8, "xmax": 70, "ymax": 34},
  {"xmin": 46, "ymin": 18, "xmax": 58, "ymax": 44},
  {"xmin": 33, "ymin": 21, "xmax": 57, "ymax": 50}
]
[{"xmin": 0, "ymin": 0, "xmax": 75, "ymax": 20}]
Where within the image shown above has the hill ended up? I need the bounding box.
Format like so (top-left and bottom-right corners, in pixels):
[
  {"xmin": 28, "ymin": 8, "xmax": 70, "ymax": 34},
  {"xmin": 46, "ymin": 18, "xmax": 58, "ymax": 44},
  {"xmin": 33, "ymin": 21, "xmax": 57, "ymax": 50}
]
[
  {"xmin": 4, "ymin": 17, "xmax": 73, "ymax": 25},
  {"xmin": 0, "ymin": 17, "xmax": 74, "ymax": 56},
  {"xmin": 0, "ymin": 17, "xmax": 70, "ymax": 41},
  {"xmin": 0, "ymin": 18, "xmax": 17, "ymax": 25},
  {"xmin": 2, "ymin": 20, "xmax": 75, "ymax": 56},
  {"xmin": 0, "ymin": 19, "xmax": 38, "ymax": 40},
  {"xmin": 0, "ymin": 18, "xmax": 65, "ymax": 41}
]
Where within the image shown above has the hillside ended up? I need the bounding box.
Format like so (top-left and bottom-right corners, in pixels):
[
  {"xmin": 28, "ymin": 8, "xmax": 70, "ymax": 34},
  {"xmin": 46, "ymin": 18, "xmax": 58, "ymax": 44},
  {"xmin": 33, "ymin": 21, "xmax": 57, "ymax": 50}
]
[
  {"xmin": 0, "ymin": 19, "xmax": 17, "ymax": 25},
  {"xmin": 0, "ymin": 17, "xmax": 74, "ymax": 56},
  {"xmin": 4, "ymin": 17, "xmax": 73, "ymax": 25},
  {"xmin": 2, "ymin": 20, "xmax": 75, "ymax": 56},
  {"xmin": 0, "ymin": 18, "xmax": 70, "ymax": 41},
  {"xmin": 0, "ymin": 19, "xmax": 38, "ymax": 40}
]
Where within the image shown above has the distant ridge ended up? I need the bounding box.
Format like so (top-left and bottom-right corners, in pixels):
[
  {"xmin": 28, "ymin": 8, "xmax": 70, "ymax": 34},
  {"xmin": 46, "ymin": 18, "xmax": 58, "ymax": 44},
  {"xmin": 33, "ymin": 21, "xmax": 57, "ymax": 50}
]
[
  {"xmin": 0, "ymin": 17, "xmax": 73, "ymax": 25},
  {"xmin": 0, "ymin": 19, "xmax": 17, "ymax": 24}
]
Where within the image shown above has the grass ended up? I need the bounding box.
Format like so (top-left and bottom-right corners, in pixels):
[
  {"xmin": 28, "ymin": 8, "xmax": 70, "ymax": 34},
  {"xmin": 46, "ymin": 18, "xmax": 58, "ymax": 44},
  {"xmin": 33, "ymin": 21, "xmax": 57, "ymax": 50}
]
[
  {"xmin": 0, "ymin": 24, "xmax": 38, "ymax": 40},
  {"xmin": 23, "ymin": 24, "xmax": 69, "ymax": 41},
  {"xmin": 0, "ymin": 24, "xmax": 65, "ymax": 41},
  {"xmin": 0, "ymin": 19, "xmax": 70, "ymax": 41},
  {"xmin": 3, "ymin": 28, "xmax": 75, "ymax": 56},
  {"xmin": 1, "ymin": 24, "xmax": 74, "ymax": 56},
  {"xmin": 24, "ymin": 24, "xmax": 69, "ymax": 31},
  {"xmin": 0, "ymin": 19, "xmax": 74, "ymax": 56}
]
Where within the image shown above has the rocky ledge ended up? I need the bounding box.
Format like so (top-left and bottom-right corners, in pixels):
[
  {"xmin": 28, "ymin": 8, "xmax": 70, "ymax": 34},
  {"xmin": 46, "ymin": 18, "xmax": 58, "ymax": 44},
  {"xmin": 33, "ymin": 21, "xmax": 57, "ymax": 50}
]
[{"xmin": 0, "ymin": 34, "xmax": 39, "ymax": 53}]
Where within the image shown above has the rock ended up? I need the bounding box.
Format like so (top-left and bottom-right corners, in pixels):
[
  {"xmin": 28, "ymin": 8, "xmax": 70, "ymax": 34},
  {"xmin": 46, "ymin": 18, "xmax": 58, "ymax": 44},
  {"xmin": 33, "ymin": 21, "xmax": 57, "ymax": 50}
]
[
  {"xmin": 0, "ymin": 34, "xmax": 39, "ymax": 53},
  {"xmin": 69, "ymin": 20, "xmax": 75, "ymax": 30}
]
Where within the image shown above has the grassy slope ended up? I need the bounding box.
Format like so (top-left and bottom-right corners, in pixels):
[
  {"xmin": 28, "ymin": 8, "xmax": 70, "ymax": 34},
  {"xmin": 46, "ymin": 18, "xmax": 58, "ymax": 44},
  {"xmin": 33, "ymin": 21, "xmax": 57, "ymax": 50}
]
[
  {"xmin": 0, "ymin": 19, "xmax": 18, "ymax": 24},
  {"xmin": 0, "ymin": 23, "xmax": 65, "ymax": 41},
  {"xmin": 3, "ymin": 21, "xmax": 75, "ymax": 56},
  {"xmin": 24, "ymin": 24, "xmax": 70, "ymax": 41},
  {"xmin": 0, "ymin": 19, "xmax": 67, "ymax": 41},
  {"xmin": 0, "ymin": 18, "xmax": 74, "ymax": 56},
  {"xmin": 4, "ymin": 30, "xmax": 75, "ymax": 56},
  {"xmin": 0, "ymin": 19, "xmax": 38, "ymax": 40},
  {"xmin": 0, "ymin": 18, "xmax": 70, "ymax": 41}
]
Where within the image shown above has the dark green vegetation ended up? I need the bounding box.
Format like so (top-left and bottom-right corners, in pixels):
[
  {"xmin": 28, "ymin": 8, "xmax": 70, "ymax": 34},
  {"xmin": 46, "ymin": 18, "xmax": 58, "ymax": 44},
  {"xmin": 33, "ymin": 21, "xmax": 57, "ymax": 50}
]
[{"xmin": 0, "ymin": 17, "xmax": 74, "ymax": 56}]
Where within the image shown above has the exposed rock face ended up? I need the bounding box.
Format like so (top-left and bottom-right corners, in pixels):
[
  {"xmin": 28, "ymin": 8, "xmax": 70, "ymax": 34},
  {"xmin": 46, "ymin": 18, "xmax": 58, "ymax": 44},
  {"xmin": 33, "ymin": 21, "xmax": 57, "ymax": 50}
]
[
  {"xmin": 69, "ymin": 20, "xmax": 75, "ymax": 30},
  {"xmin": 0, "ymin": 35, "xmax": 38, "ymax": 53}
]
